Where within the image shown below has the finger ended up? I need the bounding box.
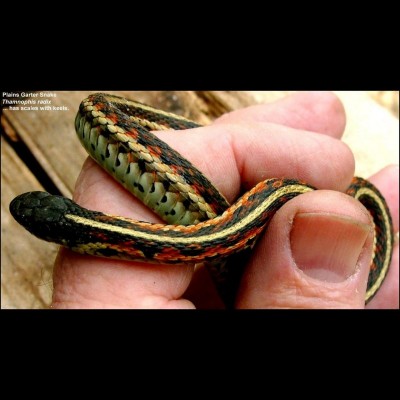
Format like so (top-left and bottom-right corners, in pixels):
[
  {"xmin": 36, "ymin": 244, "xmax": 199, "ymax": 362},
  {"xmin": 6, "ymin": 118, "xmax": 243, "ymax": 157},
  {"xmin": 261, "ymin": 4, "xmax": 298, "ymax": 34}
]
[
  {"xmin": 156, "ymin": 122, "xmax": 355, "ymax": 202},
  {"xmin": 365, "ymin": 164, "xmax": 399, "ymax": 309},
  {"xmin": 236, "ymin": 190, "xmax": 375, "ymax": 309},
  {"xmin": 213, "ymin": 91, "xmax": 346, "ymax": 139}
]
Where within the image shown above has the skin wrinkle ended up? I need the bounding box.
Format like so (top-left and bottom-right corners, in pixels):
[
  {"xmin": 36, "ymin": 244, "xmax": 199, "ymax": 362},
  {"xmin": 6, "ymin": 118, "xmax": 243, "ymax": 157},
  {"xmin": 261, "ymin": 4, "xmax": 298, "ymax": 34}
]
[
  {"xmin": 228, "ymin": 125, "xmax": 255, "ymax": 193},
  {"xmin": 149, "ymin": 263, "xmax": 194, "ymax": 299},
  {"xmin": 205, "ymin": 130, "xmax": 240, "ymax": 202},
  {"xmin": 158, "ymin": 122, "xmax": 356, "ymax": 193},
  {"xmin": 171, "ymin": 265, "xmax": 194, "ymax": 298},
  {"xmin": 52, "ymin": 279, "xmax": 92, "ymax": 309},
  {"xmin": 244, "ymin": 266, "xmax": 363, "ymax": 309},
  {"xmin": 228, "ymin": 123, "xmax": 300, "ymax": 189},
  {"xmin": 248, "ymin": 272, "xmax": 352, "ymax": 309},
  {"xmin": 287, "ymin": 131, "xmax": 353, "ymax": 190},
  {"xmin": 53, "ymin": 251, "xmax": 110, "ymax": 306},
  {"xmin": 54, "ymin": 252, "xmax": 194, "ymax": 308}
]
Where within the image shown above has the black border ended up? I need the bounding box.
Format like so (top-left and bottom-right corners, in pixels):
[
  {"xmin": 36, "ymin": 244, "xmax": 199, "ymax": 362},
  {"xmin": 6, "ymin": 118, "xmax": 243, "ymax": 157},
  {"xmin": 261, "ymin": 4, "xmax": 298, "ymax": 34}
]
[
  {"xmin": 2, "ymin": 51, "xmax": 399, "ymax": 91},
  {"xmin": 2, "ymin": 311, "xmax": 397, "ymax": 395},
  {"xmin": 2, "ymin": 308, "xmax": 398, "ymax": 335}
]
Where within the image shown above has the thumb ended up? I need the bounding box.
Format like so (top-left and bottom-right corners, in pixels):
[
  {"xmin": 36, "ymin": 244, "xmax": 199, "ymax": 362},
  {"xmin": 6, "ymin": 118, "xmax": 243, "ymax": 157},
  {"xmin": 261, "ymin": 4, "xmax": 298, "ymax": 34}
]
[{"xmin": 236, "ymin": 191, "xmax": 375, "ymax": 309}]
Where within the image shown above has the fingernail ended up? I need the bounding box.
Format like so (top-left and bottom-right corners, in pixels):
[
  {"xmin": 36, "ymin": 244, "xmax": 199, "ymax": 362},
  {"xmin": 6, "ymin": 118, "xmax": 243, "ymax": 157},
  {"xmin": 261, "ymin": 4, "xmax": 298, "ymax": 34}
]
[{"xmin": 290, "ymin": 213, "xmax": 371, "ymax": 283}]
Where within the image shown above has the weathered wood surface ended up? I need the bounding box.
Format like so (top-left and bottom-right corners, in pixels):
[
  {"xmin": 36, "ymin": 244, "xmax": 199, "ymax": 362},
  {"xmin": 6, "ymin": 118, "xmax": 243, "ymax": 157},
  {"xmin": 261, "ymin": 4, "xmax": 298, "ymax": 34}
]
[
  {"xmin": 1, "ymin": 135, "xmax": 56, "ymax": 308},
  {"xmin": 1, "ymin": 91, "xmax": 398, "ymax": 309}
]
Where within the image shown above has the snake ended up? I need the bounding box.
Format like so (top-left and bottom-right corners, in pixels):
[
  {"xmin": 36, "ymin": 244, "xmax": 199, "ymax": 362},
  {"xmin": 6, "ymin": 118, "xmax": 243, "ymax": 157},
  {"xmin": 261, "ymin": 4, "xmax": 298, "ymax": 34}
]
[{"xmin": 9, "ymin": 93, "xmax": 394, "ymax": 306}]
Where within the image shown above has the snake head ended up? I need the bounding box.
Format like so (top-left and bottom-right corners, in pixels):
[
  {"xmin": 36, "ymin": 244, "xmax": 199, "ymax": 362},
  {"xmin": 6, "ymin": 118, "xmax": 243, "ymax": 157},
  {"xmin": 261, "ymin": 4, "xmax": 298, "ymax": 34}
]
[{"xmin": 9, "ymin": 191, "xmax": 79, "ymax": 244}]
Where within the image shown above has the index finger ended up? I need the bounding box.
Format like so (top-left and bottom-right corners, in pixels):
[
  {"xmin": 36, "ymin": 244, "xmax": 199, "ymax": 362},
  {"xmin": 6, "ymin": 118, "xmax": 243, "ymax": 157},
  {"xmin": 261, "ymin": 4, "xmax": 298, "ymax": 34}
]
[
  {"xmin": 156, "ymin": 122, "xmax": 355, "ymax": 203},
  {"xmin": 214, "ymin": 91, "xmax": 347, "ymax": 139}
]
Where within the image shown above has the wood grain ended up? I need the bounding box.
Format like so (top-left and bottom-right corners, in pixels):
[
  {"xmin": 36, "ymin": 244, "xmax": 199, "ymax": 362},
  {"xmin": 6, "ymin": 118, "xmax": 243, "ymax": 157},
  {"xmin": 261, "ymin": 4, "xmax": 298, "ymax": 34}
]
[{"xmin": 1, "ymin": 135, "xmax": 56, "ymax": 308}]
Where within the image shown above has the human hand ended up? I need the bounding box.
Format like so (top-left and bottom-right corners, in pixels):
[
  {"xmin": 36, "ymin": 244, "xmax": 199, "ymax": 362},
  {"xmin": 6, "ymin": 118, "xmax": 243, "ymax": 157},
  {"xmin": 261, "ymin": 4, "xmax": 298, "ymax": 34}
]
[{"xmin": 51, "ymin": 92, "xmax": 399, "ymax": 309}]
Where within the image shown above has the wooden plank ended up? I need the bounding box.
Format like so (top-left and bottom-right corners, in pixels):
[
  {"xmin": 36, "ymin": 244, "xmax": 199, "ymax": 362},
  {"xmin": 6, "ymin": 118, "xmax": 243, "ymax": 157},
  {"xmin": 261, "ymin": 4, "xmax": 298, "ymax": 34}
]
[
  {"xmin": 195, "ymin": 91, "xmax": 257, "ymax": 117},
  {"xmin": 1, "ymin": 135, "xmax": 56, "ymax": 308},
  {"xmin": 3, "ymin": 92, "xmax": 89, "ymax": 196}
]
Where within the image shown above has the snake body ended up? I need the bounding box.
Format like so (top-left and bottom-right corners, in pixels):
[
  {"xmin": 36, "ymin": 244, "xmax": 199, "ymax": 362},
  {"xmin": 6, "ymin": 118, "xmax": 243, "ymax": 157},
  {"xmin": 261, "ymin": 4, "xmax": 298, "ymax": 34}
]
[{"xmin": 9, "ymin": 93, "xmax": 394, "ymax": 305}]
